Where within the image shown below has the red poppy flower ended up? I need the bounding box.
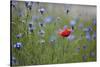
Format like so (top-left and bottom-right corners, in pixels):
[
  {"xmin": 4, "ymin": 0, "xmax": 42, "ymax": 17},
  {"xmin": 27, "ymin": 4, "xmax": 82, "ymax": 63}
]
[{"xmin": 58, "ymin": 28, "xmax": 72, "ymax": 37}]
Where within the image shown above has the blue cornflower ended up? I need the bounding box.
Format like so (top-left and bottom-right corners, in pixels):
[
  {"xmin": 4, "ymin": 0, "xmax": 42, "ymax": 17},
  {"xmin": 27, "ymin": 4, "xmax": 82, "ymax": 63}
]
[
  {"xmin": 16, "ymin": 33, "xmax": 23, "ymax": 38},
  {"xmin": 28, "ymin": 23, "xmax": 35, "ymax": 33},
  {"xmin": 92, "ymin": 32, "xmax": 96, "ymax": 40},
  {"xmin": 70, "ymin": 20, "xmax": 76, "ymax": 26},
  {"xmin": 39, "ymin": 22, "xmax": 45, "ymax": 27},
  {"xmin": 67, "ymin": 35, "xmax": 75, "ymax": 41},
  {"xmin": 83, "ymin": 26, "xmax": 92, "ymax": 32},
  {"xmin": 11, "ymin": 0, "xmax": 17, "ymax": 8},
  {"xmin": 92, "ymin": 19, "xmax": 96, "ymax": 25},
  {"xmin": 82, "ymin": 55, "xmax": 87, "ymax": 61},
  {"xmin": 78, "ymin": 23, "xmax": 84, "ymax": 29},
  {"xmin": 29, "ymin": 23, "xmax": 33, "ymax": 28},
  {"xmin": 63, "ymin": 25, "xmax": 67, "ymax": 29},
  {"xmin": 85, "ymin": 32, "xmax": 91, "ymax": 41},
  {"xmin": 11, "ymin": 56, "xmax": 16, "ymax": 65},
  {"xmin": 88, "ymin": 26, "xmax": 92, "ymax": 32},
  {"xmin": 25, "ymin": 1, "xmax": 28, "ymax": 7},
  {"xmin": 25, "ymin": 1, "xmax": 34, "ymax": 10},
  {"xmin": 82, "ymin": 45, "xmax": 87, "ymax": 50},
  {"xmin": 44, "ymin": 16, "xmax": 53, "ymax": 23},
  {"xmin": 89, "ymin": 51, "xmax": 95, "ymax": 57},
  {"xmin": 38, "ymin": 7, "xmax": 46, "ymax": 15},
  {"xmin": 14, "ymin": 42, "xmax": 22, "ymax": 49},
  {"xmin": 69, "ymin": 20, "xmax": 76, "ymax": 30},
  {"xmin": 28, "ymin": 26, "xmax": 35, "ymax": 33}
]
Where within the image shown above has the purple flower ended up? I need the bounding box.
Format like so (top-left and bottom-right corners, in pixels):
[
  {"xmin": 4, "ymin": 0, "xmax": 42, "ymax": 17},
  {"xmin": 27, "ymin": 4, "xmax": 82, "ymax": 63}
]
[
  {"xmin": 63, "ymin": 25, "xmax": 67, "ymax": 29},
  {"xmin": 14, "ymin": 42, "xmax": 22, "ymax": 49},
  {"xmin": 82, "ymin": 55, "xmax": 87, "ymax": 61},
  {"xmin": 44, "ymin": 16, "xmax": 53, "ymax": 23}
]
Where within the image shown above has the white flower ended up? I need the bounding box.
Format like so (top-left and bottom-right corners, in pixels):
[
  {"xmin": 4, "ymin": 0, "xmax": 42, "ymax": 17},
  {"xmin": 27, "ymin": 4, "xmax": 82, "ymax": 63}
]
[
  {"xmin": 38, "ymin": 29, "xmax": 45, "ymax": 37},
  {"xmin": 39, "ymin": 39, "xmax": 45, "ymax": 44},
  {"xmin": 56, "ymin": 17, "xmax": 61, "ymax": 21}
]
